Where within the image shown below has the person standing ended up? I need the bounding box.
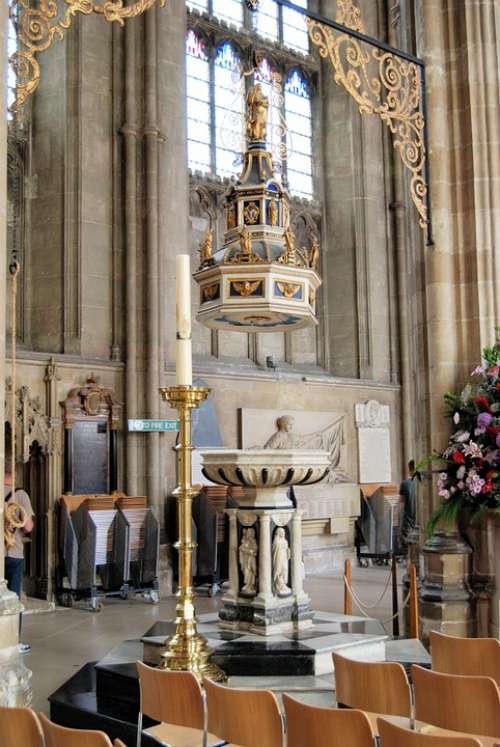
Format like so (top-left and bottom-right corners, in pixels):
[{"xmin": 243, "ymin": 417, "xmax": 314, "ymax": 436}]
[
  {"xmin": 399, "ymin": 459, "xmax": 419, "ymax": 555},
  {"xmin": 4, "ymin": 455, "xmax": 34, "ymax": 654}
]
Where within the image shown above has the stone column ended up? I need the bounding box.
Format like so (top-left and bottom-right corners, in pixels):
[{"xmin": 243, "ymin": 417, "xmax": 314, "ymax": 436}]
[
  {"xmin": 256, "ymin": 513, "xmax": 272, "ymax": 603},
  {"xmin": 291, "ymin": 511, "xmax": 307, "ymax": 602},
  {"xmin": 0, "ymin": 6, "xmax": 32, "ymax": 705},
  {"xmin": 225, "ymin": 510, "xmax": 239, "ymax": 601}
]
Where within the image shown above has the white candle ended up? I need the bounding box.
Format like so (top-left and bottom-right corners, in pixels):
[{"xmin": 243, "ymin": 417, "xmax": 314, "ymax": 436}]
[{"xmin": 176, "ymin": 254, "xmax": 193, "ymax": 386}]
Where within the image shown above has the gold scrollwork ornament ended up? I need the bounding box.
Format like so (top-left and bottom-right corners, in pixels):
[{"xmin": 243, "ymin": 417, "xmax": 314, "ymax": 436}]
[
  {"xmin": 307, "ymin": 17, "xmax": 427, "ymax": 228},
  {"xmin": 9, "ymin": 0, "xmax": 167, "ymax": 119},
  {"xmin": 243, "ymin": 202, "xmax": 260, "ymax": 225}
]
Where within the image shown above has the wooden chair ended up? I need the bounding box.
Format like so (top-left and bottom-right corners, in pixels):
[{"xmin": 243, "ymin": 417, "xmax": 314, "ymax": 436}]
[
  {"xmin": 136, "ymin": 661, "xmax": 223, "ymax": 747},
  {"xmin": 412, "ymin": 665, "xmax": 500, "ymax": 738},
  {"xmin": 39, "ymin": 713, "xmax": 113, "ymax": 746},
  {"xmin": 0, "ymin": 706, "xmax": 44, "ymax": 746},
  {"xmin": 378, "ymin": 717, "xmax": 483, "ymax": 746},
  {"xmin": 283, "ymin": 693, "xmax": 374, "ymax": 747},
  {"xmin": 430, "ymin": 631, "xmax": 500, "ymax": 686},
  {"xmin": 113, "ymin": 741, "xmax": 127, "ymax": 747},
  {"xmin": 333, "ymin": 652, "xmax": 412, "ymax": 717},
  {"xmin": 204, "ymin": 677, "xmax": 283, "ymax": 747}
]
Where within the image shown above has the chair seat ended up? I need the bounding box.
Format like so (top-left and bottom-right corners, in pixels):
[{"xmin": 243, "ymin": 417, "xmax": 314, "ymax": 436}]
[{"xmin": 145, "ymin": 723, "xmax": 225, "ymax": 747}]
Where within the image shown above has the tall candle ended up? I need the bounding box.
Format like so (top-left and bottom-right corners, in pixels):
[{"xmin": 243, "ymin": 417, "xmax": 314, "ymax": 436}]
[{"xmin": 176, "ymin": 254, "xmax": 193, "ymax": 386}]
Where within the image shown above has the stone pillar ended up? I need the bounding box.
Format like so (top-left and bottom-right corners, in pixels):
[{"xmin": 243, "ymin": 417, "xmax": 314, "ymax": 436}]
[
  {"xmin": 421, "ymin": 0, "xmax": 500, "ymax": 514},
  {"xmin": 225, "ymin": 509, "xmax": 239, "ymax": 602},
  {"xmin": 419, "ymin": 529, "xmax": 473, "ymax": 645},
  {"xmin": 0, "ymin": 6, "xmax": 32, "ymax": 705},
  {"xmin": 256, "ymin": 513, "xmax": 272, "ymax": 603},
  {"xmin": 291, "ymin": 511, "xmax": 306, "ymax": 601}
]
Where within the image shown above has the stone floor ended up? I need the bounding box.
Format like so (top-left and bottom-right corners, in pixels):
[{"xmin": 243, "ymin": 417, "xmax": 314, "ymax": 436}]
[{"xmin": 22, "ymin": 564, "xmax": 405, "ymax": 714}]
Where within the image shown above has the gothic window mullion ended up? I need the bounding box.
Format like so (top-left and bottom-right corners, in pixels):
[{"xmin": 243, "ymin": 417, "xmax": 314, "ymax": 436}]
[{"xmin": 209, "ymin": 48, "xmax": 218, "ymax": 175}]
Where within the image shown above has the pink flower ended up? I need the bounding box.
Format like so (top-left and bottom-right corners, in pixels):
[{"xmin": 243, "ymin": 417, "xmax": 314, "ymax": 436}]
[
  {"xmin": 438, "ymin": 489, "xmax": 450, "ymax": 500},
  {"xmin": 457, "ymin": 481, "xmax": 465, "ymax": 490}
]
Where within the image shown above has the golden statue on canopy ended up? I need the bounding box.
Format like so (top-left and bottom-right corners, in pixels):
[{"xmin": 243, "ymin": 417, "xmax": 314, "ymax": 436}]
[{"xmin": 246, "ymin": 84, "xmax": 269, "ymax": 142}]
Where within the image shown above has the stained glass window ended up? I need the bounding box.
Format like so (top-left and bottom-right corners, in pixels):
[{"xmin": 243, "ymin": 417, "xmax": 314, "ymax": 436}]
[
  {"xmin": 253, "ymin": 0, "xmax": 279, "ymax": 42},
  {"xmin": 214, "ymin": 43, "xmax": 245, "ymax": 178},
  {"xmin": 186, "ymin": 0, "xmax": 208, "ymax": 12},
  {"xmin": 283, "ymin": 0, "xmax": 309, "ymax": 53},
  {"xmin": 213, "ymin": 0, "xmax": 243, "ymax": 28},
  {"xmin": 255, "ymin": 58, "xmax": 284, "ymax": 174},
  {"xmin": 186, "ymin": 30, "xmax": 211, "ymax": 173},
  {"xmin": 285, "ymin": 69, "xmax": 313, "ymax": 199}
]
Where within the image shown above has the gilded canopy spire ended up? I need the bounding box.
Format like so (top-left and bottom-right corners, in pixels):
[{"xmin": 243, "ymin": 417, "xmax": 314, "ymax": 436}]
[{"xmin": 246, "ymin": 84, "xmax": 269, "ymax": 143}]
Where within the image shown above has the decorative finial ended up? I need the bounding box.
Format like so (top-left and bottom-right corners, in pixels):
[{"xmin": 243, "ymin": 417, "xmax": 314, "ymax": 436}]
[
  {"xmin": 246, "ymin": 84, "xmax": 269, "ymax": 143},
  {"xmin": 245, "ymin": 0, "xmax": 260, "ymax": 10}
]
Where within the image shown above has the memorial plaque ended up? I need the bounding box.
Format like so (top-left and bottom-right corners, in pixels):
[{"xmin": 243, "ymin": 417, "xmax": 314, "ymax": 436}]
[
  {"xmin": 72, "ymin": 419, "xmax": 109, "ymax": 494},
  {"xmin": 355, "ymin": 400, "xmax": 392, "ymax": 484}
]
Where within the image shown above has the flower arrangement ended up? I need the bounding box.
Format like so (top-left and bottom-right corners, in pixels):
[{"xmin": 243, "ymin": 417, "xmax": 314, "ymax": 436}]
[{"xmin": 427, "ymin": 329, "xmax": 500, "ymax": 535}]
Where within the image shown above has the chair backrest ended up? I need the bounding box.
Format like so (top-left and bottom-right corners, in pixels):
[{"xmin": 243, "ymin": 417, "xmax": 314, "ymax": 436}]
[
  {"xmin": 333, "ymin": 652, "xmax": 412, "ymax": 717},
  {"xmin": 204, "ymin": 677, "xmax": 283, "ymax": 747},
  {"xmin": 283, "ymin": 693, "xmax": 374, "ymax": 747},
  {"xmin": 39, "ymin": 713, "xmax": 113, "ymax": 747},
  {"xmin": 113, "ymin": 741, "xmax": 127, "ymax": 747},
  {"xmin": 136, "ymin": 661, "xmax": 204, "ymax": 729},
  {"xmin": 430, "ymin": 631, "xmax": 500, "ymax": 686},
  {"xmin": 0, "ymin": 706, "xmax": 43, "ymax": 746},
  {"xmin": 412, "ymin": 664, "xmax": 500, "ymax": 738},
  {"xmin": 378, "ymin": 717, "xmax": 483, "ymax": 746}
]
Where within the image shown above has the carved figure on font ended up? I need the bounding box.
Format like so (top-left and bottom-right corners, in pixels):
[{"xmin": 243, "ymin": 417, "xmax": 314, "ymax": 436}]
[
  {"xmin": 199, "ymin": 228, "xmax": 214, "ymax": 267},
  {"xmin": 246, "ymin": 84, "xmax": 269, "ymax": 142},
  {"xmin": 309, "ymin": 235, "xmax": 320, "ymax": 270},
  {"xmin": 239, "ymin": 527, "xmax": 258, "ymax": 594},
  {"xmin": 240, "ymin": 226, "xmax": 253, "ymax": 256},
  {"xmin": 272, "ymin": 527, "xmax": 291, "ymax": 595},
  {"xmin": 269, "ymin": 199, "xmax": 278, "ymax": 227}
]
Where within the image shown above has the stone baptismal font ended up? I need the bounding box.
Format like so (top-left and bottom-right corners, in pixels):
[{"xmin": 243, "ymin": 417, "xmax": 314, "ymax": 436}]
[{"xmin": 201, "ymin": 446, "xmax": 330, "ymax": 635}]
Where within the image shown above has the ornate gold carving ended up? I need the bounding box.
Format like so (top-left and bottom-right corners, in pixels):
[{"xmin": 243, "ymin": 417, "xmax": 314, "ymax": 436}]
[
  {"xmin": 246, "ymin": 84, "xmax": 269, "ymax": 142},
  {"xmin": 198, "ymin": 228, "xmax": 214, "ymax": 268},
  {"xmin": 232, "ymin": 280, "xmax": 262, "ymax": 298},
  {"xmin": 309, "ymin": 288, "xmax": 316, "ymax": 306},
  {"xmin": 269, "ymin": 199, "xmax": 278, "ymax": 227},
  {"xmin": 307, "ymin": 18, "xmax": 427, "ymax": 227},
  {"xmin": 276, "ymin": 282, "xmax": 301, "ymax": 299},
  {"xmin": 225, "ymin": 227, "xmax": 264, "ymax": 264},
  {"xmin": 335, "ymin": 0, "xmax": 364, "ymax": 32},
  {"xmin": 227, "ymin": 203, "xmax": 236, "ymax": 230},
  {"xmin": 309, "ymin": 235, "xmax": 320, "ymax": 270},
  {"xmin": 277, "ymin": 227, "xmax": 307, "ymax": 268},
  {"xmin": 243, "ymin": 202, "xmax": 260, "ymax": 225},
  {"xmin": 9, "ymin": 0, "xmax": 167, "ymax": 119},
  {"xmin": 201, "ymin": 283, "xmax": 219, "ymax": 303}
]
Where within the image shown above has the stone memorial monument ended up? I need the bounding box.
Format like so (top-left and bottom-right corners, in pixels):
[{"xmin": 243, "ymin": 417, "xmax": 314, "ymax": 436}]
[
  {"xmin": 241, "ymin": 408, "xmax": 361, "ymax": 573},
  {"xmin": 355, "ymin": 400, "xmax": 392, "ymax": 484}
]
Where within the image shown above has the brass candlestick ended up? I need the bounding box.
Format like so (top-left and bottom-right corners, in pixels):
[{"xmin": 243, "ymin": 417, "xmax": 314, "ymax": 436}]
[{"xmin": 159, "ymin": 385, "xmax": 226, "ymax": 681}]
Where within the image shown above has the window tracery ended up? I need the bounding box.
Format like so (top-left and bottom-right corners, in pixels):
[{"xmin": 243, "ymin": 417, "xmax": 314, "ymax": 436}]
[{"xmin": 185, "ymin": 1, "xmax": 314, "ymax": 200}]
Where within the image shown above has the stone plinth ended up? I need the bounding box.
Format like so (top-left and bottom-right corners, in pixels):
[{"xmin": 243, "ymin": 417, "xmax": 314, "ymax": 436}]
[
  {"xmin": 419, "ymin": 529, "xmax": 473, "ymax": 644},
  {"xmin": 220, "ymin": 507, "xmax": 312, "ymax": 635},
  {"xmin": 0, "ymin": 581, "xmax": 32, "ymax": 706}
]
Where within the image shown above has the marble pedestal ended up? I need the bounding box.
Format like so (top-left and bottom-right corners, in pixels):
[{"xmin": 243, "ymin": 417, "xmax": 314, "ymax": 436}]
[
  {"xmin": 201, "ymin": 448, "xmax": 330, "ymax": 636},
  {"xmin": 220, "ymin": 507, "xmax": 312, "ymax": 635}
]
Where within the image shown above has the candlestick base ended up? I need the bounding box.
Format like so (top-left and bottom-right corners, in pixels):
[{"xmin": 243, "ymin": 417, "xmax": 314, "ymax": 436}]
[{"xmin": 159, "ymin": 384, "xmax": 227, "ymax": 683}]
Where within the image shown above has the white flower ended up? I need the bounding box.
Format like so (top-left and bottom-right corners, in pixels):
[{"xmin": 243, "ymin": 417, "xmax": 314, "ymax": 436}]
[
  {"xmin": 453, "ymin": 412, "xmax": 460, "ymax": 424},
  {"xmin": 453, "ymin": 430, "xmax": 471, "ymax": 443},
  {"xmin": 456, "ymin": 465, "xmax": 466, "ymax": 480},
  {"xmin": 464, "ymin": 441, "xmax": 482, "ymax": 458}
]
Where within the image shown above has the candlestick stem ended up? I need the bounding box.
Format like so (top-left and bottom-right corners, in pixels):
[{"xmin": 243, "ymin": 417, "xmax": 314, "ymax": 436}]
[{"xmin": 159, "ymin": 385, "xmax": 226, "ymax": 681}]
